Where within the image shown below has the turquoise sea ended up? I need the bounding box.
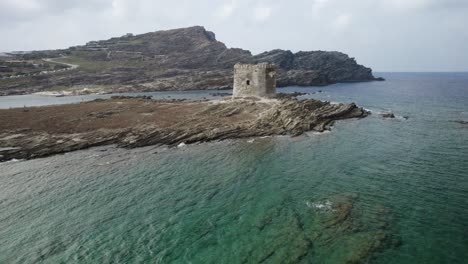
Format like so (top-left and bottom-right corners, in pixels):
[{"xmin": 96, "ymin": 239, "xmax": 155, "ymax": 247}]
[{"xmin": 1, "ymin": 73, "xmax": 467, "ymax": 263}]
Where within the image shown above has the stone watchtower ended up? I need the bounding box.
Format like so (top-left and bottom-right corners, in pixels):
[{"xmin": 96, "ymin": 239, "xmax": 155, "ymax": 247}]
[{"xmin": 233, "ymin": 63, "xmax": 277, "ymax": 98}]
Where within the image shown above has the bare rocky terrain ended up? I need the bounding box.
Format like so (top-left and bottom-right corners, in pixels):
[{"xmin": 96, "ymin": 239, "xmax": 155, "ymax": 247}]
[
  {"xmin": 0, "ymin": 96, "xmax": 368, "ymax": 162},
  {"xmin": 0, "ymin": 26, "xmax": 383, "ymax": 96}
]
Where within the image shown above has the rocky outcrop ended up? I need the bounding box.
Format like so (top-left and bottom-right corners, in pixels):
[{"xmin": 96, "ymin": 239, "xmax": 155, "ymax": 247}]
[
  {"xmin": 254, "ymin": 49, "xmax": 377, "ymax": 85},
  {"xmin": 0, "ymin": 26, "xmax": 383, "ymax": 96},
  {"xmin": 254, "ymin": 49, "xmax": 295, "ymax": 69},
  {"xmin": 0, "ymin": 96, "xmax": 368, "ymax": 161},
  {"xmin": 381, "ymin": 113, "xmax": 396, "ymax": 118},
  {"xmin": 453, "ymin": 120, "xmax": 468, "ymax": 125}
]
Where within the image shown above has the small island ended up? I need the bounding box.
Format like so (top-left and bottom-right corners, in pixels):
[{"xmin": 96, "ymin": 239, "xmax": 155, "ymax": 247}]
[{"xmin": 0, "ymin": 64, "xmax": 368, "ymax": 162}]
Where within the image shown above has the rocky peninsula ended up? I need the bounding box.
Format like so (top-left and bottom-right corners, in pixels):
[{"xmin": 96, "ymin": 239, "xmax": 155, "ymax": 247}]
[{"xmin": 0, "ymin": 95, "xmax": 368, "ymax": 162}]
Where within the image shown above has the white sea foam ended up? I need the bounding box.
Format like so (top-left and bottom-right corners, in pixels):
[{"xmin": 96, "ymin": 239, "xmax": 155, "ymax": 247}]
[
  {"xmin": 0, "ymin": 158, "xmax": 24, "ymax": 164},
  {"xmin": 396, "ymin": 115, "xmax": 409, "ymax": 120},
  {"xmin": 305, "ymin": 130, "xmax": 331, "ymax": 137},
  {"xmin": 306, "ymin": 200, "xmax": 333, "ymax": 211},
  {"xmin": 247, "ymin": 139, "xmax": 255, "ymax": 143},
  {"xmin": 177, "ymin": 142, "xmax": 187, "ymax": 148}
]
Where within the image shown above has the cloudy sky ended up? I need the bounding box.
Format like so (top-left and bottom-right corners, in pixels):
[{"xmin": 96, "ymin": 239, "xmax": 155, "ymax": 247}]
[{"xmin": 1, "ymin": 0, "xmax": 467, "ymax": 71}]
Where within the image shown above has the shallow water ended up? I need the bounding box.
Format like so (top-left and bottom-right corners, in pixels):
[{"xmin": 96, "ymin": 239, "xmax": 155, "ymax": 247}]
[
  {"xmin": 0, "ymin": 90, "xmax": 231, "ymax": 109},
  {"xmin": 1, "ymin": 73, "xmax": 467, "ymax": 263}
]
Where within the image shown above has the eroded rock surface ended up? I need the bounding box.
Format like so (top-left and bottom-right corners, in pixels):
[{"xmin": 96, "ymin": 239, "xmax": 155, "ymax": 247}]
[{"xmin": 0, "ymin": 96, "xmax": 368, "ymax": 161}]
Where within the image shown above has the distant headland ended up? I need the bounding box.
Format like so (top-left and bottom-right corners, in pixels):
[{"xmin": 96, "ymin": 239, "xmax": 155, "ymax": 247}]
[{"xmin": 0, "ymin": 26, "xmax": 383, "ymax": 96}]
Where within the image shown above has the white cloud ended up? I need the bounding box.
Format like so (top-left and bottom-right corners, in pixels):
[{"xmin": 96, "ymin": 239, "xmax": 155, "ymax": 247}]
[
  {"xmin": 1, "ymin": 0, "xmax": 41, "ymax": 11},
  {"xmin": 111, "ymin": 0, "xmax": 127, "ymax": 17},
  {"xmin": 311, "ymin": 0, "xmax": 330, "ymax": 15},
  {"xmin": 382, "ymin": 0, "xmax": 432, "ymax": 10},
  {"xmin": 253, "ymin": 5, "xmax": 272, "ymax": 22},
  {"xmin": 215, "ymin": 1, "xmax": 237, "ymax": 20},
  {"xmin": 333, "ymin": 13, "xmax": 352, "ymax": 30}
]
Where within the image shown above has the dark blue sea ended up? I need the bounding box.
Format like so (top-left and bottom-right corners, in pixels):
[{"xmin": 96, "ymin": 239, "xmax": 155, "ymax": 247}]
[{"xmin": 1, "ymin": 73, "xmax": 467, "ymax": 263}]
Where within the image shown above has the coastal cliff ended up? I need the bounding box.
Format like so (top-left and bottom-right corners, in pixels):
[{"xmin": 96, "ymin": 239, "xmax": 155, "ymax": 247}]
[{"xmin": 0, "ymin": 26, "xmax": 381, "ymax": 95}]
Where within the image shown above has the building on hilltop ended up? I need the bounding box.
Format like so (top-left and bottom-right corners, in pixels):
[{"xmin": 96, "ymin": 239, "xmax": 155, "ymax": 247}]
[{"xmin": 233, "ymin": 63, "xmax": 277, "ymax": 98}]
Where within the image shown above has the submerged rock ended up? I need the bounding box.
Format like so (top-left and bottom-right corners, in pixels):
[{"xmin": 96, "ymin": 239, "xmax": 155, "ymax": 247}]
[
  {"xmin": 304, "ymin": 193, "xmax": 399, "ymax": 263},
  {"xmin": 453, "ymin": 120, "xmax": 468, "ymax": 125},
  {"xmin": 242, "ymin": 192, "xmax": 400, "ymax": 263},
  {"xmin": 381, "ymin": 113, "xmax": 396, "ymax": 118}
]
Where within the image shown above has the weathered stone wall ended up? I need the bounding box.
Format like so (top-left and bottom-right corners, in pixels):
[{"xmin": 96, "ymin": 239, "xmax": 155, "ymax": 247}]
[{"xmin": 233, "ymin": 63, "xmax": 276, "ymax": 98}]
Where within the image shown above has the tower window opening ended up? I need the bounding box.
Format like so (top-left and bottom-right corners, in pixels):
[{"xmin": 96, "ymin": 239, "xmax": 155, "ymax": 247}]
[{"xmin": 246, "ymin": 80, "xmax": 250, "ymax": 85}]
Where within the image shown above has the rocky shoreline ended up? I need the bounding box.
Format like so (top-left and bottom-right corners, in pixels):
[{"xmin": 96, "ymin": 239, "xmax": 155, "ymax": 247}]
[{"xmin": 0, "ymin": 96, "xmax": 368, "ymax": 162}]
